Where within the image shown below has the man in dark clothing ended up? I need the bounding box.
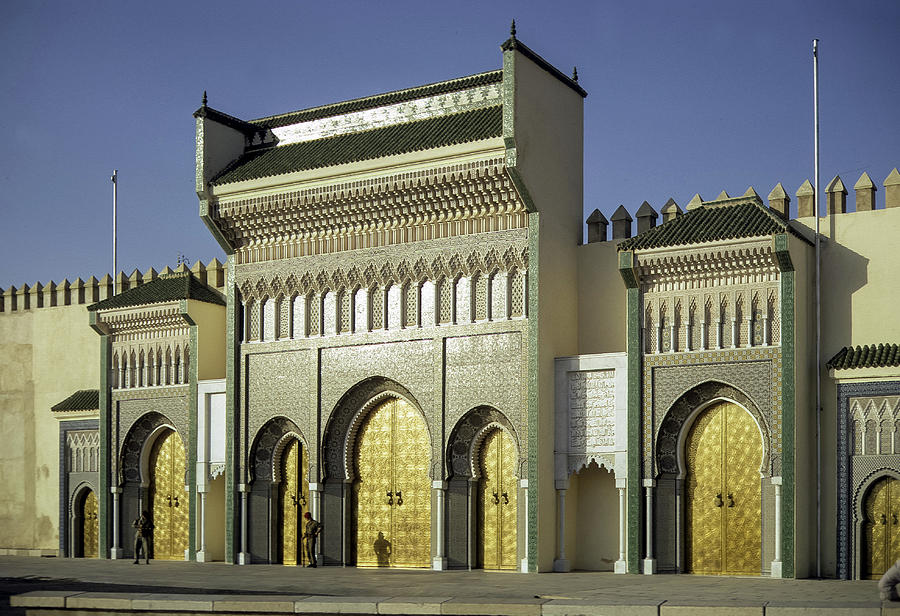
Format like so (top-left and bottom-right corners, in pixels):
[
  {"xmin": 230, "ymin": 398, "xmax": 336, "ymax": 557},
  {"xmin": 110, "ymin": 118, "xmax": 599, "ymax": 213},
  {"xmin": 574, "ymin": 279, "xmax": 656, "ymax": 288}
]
[
  {"xmin": 132, "ymin": 511, "xmax": 153, "ymax": 564},
  {"xmin": 302, "ymin": 511, "xmax": 322, "ymax": 567}
]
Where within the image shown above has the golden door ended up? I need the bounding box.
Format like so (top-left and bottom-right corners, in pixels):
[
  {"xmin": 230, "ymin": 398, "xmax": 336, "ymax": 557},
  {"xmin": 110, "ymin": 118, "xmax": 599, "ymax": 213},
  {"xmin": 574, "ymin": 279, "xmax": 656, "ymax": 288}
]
[
  {"xmin": 355, "ymin": 398, "xmax": 431, "ymax": 568},
  {"xmin": 149, "ymin": 430, "xmax": 189, "ymax": 560},
  {"xmin": 685, "ymin": 402, "xmax": 762, "ymax": 575},
  {"xmin": 478, "ymin": 428, "xmax": 517, "ymax": 570},
  {"xmin": 862, "ymin": 477, "xmax": 900, "ymax": 579},
  {"xmin": 279, "ymin": 439, "xmax": 310, "ymax": 566},
  {"xmin": 82, "ymin": 489, "xmax": 99, "ymax": 558}
]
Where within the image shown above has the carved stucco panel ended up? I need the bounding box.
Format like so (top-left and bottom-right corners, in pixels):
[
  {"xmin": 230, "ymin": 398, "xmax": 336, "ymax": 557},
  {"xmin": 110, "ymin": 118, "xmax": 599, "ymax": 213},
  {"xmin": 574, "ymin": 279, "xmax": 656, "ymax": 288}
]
[
  {"xmin": 444, "ymin": 332, "xmax": 526, "ymax": 442},
  {"xmin": 321, "ymin": 340, "xmax": 437, "ymax": 471},
  {"xmin": 644, "ymin": 352, "xmax": 780, "ymax": 478},
  {"xmin": 115, "ymin": 391, "xmax": 189, "ymax": 472},
  {"xmin": 245, "ymin": 349, "xmax": 315, "ymax": 476}
]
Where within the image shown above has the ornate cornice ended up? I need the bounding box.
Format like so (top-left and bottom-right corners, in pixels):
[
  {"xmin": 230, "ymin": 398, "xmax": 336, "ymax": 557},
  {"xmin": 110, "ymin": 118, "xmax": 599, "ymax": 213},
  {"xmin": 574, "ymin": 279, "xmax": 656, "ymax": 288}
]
[
  {"xmin": 209, "ymin": 156, "xmax": 526, "ymax": 265},
  {"xmin": 636, "ymin": 239, "xmax": 780, "ymax": 292}
]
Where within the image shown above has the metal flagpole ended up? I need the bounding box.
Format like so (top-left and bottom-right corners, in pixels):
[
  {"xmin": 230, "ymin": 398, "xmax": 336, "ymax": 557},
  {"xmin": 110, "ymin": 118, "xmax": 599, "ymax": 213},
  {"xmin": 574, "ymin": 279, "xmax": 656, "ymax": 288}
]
[
  {"xmin": 813, "ymin": 39, "xmax": 822, "ymax": 579},
  {"xmin": 112, "ymin": 170, "xmax": 118, "ymax": 295}
]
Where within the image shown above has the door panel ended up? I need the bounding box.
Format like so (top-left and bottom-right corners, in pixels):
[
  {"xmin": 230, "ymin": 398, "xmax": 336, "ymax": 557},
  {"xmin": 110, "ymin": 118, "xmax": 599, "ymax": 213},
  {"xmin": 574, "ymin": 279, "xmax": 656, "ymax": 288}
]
[
  {"xmin": 863, "ymin": 477, "xmax": 900, "ymax": 579},
  {"xmin": 280, "ymin": 439, "xmax": 309, "ymax": 566},
  {"xmin": 355, "ymin": 399, "xmax": 431, "ymax": 568},
  {"xmin": 82, "ymin": 490, "xmax": 98, "ymax": 558},
  {"xmin": 149, "ymin": 430, "xmax": 189, "ymax": 560},
  {"xmin": 686, "ymin": 402, "xmax": 761, "ymax": 575},
  {"xmin": 479, "ymin": 428, "xmax": 517, "ymax": 570}
]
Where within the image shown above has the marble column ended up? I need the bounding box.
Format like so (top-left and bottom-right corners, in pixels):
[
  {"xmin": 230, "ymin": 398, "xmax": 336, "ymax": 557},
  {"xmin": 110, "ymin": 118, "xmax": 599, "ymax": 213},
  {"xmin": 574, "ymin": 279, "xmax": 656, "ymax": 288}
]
[
  {"xmin": 615, "ymin": 478, "xmax": 627, "ymax": 573},
  {"xmin": 110, "ymin": 487, "xmax": 123, "ymax": 559},
  {"xmin": 553, "ymin": 480, "xmax": 570, "ymax": 572},
  {"xmin": 642, "ymin": 479, "xmax": 657, "ymax": 574},
  {"xmin": 238, "ymin": 483, "xmax": 250, "ymax": 565},
  {"xmin": 432, "ymin": 480, "xmax": 448, "ymax": 570},
  {"xmin": 771, "ymin": 476, "xmax": 783, "ymax": 577}
]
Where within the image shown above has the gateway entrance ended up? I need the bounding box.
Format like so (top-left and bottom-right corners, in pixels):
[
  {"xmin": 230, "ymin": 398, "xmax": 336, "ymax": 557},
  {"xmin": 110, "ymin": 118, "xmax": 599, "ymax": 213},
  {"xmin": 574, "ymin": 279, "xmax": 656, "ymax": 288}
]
[
  {"xmin": 862, "ymin": 476, "xmax": 900, "ymax": 579},
  {"xmin": 685, "ymin": 401, "xmax": 761, "ymax": 575},
  {"xmin": 149, "ymin": 429, "xmax": 189, "ymax": 560},
  {"xmin": 81, "ymin": 489, "xmax": 98, "ymax": 558},
  {"xmin": 354, "ymin": 398, "xmax": 431, "ymax": 568},
  {"xmin": 478, "ymin": 428, "xmax": 517, "ymax": 570},
  {"xmin": 278, "ymin": 439, "xmax": 309, "ymax": 566}
]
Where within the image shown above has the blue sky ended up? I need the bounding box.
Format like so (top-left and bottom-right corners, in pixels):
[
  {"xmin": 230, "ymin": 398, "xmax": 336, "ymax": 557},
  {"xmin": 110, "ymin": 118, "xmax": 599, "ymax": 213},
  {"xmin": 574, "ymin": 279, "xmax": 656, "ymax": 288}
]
[{"xmin": 1, "ymin": 0, "xmax": 898, "ymax": 288}]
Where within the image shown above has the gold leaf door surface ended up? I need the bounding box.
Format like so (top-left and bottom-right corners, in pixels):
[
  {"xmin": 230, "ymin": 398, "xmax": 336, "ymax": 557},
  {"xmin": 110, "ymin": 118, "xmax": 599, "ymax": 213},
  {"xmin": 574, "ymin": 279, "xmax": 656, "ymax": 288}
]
[
  {"xmin": 356, "ymin": 399, "xmax": 431, "ymax": 568},
  {"xmin": 82, "ymin": 490, "xmax": 98, "ymax": 558},
  {"xmin": 149, "ymin": 430, "xmax": 189, "ymax": 560},
  {"xmin": 685, "ymin": 402, "xmax": 761, "ymax": 575},
  {"xmin": 479, "ymin": 429, "xmax": 517, "ymax": 570},
  {"xmin": 863, "ymin": 477, "xmax": 900, "ymax": 579},
  {"xmin": 280, "ymin": 439, "xmax": 309, "ymax": 566}
]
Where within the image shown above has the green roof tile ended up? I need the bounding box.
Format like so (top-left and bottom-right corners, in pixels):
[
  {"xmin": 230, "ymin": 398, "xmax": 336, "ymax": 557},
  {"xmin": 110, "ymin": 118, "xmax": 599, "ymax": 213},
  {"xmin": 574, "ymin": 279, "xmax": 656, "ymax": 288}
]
[
  {"xmin": 249, "ymin": 70, "xmax": 502, "ymax": 129},
  {"xmin": 212, "ymin": 105, "xmax": 502, "ymax": 186},
  {"xmin": 827, "ymin": 344, "xmax": 900, "ymax": 370},
  {"xmin": 88, "ymin": 273, "xmax": 225, "ymax": 312},
  {"xmin": 617, "ymin": 197, "xmax": 806, "ymax": 251},
  {"xmin": 51, "ymin": 389, "xmax": 99, "ymax": 412}
]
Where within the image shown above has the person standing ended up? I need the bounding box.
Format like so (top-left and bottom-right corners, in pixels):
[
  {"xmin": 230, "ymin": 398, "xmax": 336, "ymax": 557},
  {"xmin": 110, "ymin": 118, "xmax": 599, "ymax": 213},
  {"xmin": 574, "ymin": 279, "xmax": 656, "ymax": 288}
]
[
  {"xmin": 132, "ymin": 510, "xmax": 153, "ymax": 564},
  {"xmin": 301, "ymin": 511, "xmax": 322, "ymax": 568}
]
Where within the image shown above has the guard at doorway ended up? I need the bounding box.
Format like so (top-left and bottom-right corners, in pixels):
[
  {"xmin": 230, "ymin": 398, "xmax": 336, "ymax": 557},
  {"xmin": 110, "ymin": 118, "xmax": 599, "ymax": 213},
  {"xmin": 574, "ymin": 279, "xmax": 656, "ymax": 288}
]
[
  {"xmin": 132, "ymin": 511, "xmax": 154, "ymax": 564},
  {"xmin": 302, "ymin": 512, "xmax": 322, "ymax": 567}
]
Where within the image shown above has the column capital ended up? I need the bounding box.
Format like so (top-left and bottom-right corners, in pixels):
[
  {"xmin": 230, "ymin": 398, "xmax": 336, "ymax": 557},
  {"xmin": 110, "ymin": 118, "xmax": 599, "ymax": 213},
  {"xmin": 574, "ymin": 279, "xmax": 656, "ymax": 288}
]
[
  {"xmin": 642, "ymin": 479, "xmax": 656, "ymax": 488},
  {"xmin": 308, "ymin": 482, "xmax": 323, "ymax": 492},
  {"xmin": 431, "ymin": 480, "xmax": 448, "ymax": 490},
  {"xmin": 554, "ymin": 479, "xmax": 569, "ymax": 491},
  {"xmin": 770, "ymin": 476, "xmax": 783, "ymax": 486}
]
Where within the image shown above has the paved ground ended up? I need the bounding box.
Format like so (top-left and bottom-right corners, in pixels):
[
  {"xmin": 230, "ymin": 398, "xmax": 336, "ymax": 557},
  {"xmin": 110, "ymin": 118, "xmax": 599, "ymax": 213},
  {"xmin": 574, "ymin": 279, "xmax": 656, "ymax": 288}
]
[{"xmin": 0, "ymin": 555, "xmax": 889, "ymax": 615}]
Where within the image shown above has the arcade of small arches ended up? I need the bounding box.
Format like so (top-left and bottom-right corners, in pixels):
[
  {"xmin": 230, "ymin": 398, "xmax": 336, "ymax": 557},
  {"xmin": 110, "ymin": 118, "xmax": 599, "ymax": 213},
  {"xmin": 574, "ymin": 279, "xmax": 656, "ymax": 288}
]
[
  {"xmin": 240, "ymin": 268, "xmax": 528, "ymax": 343},
  {"xmin": 110, "ymin": 344, "xmax": 190, "ymax": 389}
]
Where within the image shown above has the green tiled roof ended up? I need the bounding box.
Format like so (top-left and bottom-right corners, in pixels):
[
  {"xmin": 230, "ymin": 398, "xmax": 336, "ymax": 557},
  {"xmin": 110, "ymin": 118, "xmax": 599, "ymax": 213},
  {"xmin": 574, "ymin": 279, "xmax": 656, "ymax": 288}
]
[
  {"xmin": 212, "ymin": 105, "xmax": 502, "ymax": 186},
  {"xmin": 827, "ymin": 344, "xmax": 900, "ymax": 370},
  {"xmin": 88, "ymin": 273, "xmax": 225, "ymax": 312},
  {"xmin": 51, "ymin": 389, "xmax": 99, "ymax": 412},
  {"xmin": 617, "ymin": 198, "xmax": 804, "ymax": 251},
  {"xmin": 250, "ymin": 70, "xmax": 502, "ymax": 129}
]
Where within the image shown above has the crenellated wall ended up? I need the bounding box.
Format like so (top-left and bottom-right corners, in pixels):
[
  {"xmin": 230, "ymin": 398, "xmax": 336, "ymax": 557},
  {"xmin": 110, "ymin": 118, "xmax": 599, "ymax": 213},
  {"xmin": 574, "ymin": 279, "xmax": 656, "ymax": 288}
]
[
  {"xmin": 0, "ymin": 259, "xmax": 226, "ymax": 314},
  {"xmin": 0, "ymin": 259, "xmax": 225, "ymax": 555}
]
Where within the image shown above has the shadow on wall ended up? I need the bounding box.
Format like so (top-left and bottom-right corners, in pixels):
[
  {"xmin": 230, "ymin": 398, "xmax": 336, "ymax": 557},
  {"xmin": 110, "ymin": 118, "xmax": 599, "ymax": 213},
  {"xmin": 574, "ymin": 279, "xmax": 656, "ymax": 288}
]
[{"xmin": 822, "ymin": 218, "xmax": 869, "ymax": 360}]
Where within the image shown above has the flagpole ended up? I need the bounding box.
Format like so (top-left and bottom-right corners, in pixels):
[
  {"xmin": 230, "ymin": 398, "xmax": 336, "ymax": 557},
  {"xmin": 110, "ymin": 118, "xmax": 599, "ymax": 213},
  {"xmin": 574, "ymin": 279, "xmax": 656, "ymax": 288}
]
[
  {"xmin": 813, "ymin": 38, "xmax": 822, "ymax": 579},
  {"xmin": 112, "ymin": 170, "xmax": 118, "ymax": 295}
]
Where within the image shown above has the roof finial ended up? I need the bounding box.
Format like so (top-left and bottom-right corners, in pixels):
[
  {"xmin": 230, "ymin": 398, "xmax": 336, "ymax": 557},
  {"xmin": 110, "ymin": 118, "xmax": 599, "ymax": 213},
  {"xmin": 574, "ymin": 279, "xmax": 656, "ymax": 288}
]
[
  {"xmin": 202, "ymin": 90, "xmax": 207, "ymax": 106},
  {"xmin": 510, "ymin": 19, "xmax": 516, "ymax": 38},
  {"xmin": 572, "ymin": 66, "xmax": 578, "ymax": 82}
]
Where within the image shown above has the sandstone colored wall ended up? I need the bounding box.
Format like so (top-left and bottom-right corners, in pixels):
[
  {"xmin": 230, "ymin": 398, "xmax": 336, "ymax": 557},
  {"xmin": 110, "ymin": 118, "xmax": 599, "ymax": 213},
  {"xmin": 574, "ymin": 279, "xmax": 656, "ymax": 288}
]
[{"xmin": 0, "ymin": 303, "xmax": 98, "ymax": 553}]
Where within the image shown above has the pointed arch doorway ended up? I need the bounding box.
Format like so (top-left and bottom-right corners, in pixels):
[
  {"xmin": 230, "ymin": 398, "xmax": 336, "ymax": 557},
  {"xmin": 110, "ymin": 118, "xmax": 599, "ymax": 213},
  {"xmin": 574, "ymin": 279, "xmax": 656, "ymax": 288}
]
[
  {"xmin": 354, "ymin": 397, "xmax": 431, "ymax": 568},
  {"xmin": 685, "ymin": 401, "xmax": 762, "ymax": 575}
]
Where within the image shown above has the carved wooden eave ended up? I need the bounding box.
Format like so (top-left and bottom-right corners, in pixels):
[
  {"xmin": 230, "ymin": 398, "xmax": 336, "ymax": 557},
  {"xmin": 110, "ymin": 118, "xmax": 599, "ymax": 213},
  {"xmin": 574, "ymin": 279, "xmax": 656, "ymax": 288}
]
[
  {"xmin": 633, "ymin": 237, "xmax": 781, "ymax": 291},
  {"xmin": 205, "ymin": 147, "xmax": 528, "ymax": 266},
  {"xmin": 92, "ymin": 303, "xmax": 192, "ymax": 343}
]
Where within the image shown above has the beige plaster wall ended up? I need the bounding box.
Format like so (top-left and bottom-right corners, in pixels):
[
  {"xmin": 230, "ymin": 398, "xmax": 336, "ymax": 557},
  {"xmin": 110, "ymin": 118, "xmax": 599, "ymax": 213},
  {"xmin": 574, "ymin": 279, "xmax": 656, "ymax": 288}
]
[
  {"xmin": 187, "ymin": 300, "xmax": 226, "ymax": 381},
  {"xmin": 564, "ymin": 463, "xmax": 618, "ymax": 570},
  {"xmin": 510, "ymin": 49, "xmax": 584, "ymax": 571},
  {"xmin": 576, "ymin": 241, "xmax": 626, "ymax": 355},
  {"xmin": 795, "ymin": 207, "xmax": 900, "ymax": 577},
  {"xmin": 0, "ymin": 304, "xmax": 99, "ymax": 553}
]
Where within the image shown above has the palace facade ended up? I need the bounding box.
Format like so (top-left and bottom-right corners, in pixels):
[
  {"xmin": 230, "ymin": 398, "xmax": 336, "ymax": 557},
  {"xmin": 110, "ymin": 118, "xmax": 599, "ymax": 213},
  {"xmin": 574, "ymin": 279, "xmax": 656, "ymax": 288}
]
[{"xmin": 2, "ymin": 31, "xmax": 899, "ymax": 579}]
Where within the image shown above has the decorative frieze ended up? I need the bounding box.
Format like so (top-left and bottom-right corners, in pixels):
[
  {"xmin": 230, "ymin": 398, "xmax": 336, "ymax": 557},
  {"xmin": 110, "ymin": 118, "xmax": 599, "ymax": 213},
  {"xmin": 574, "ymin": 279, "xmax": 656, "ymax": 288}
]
[
  {"xmin": 237, "ymin": 234, "xmax": 528, "ymax": 344},
  {"xmin": 638, "ymin": 240, "xmax": 782, "ymax": 356},
  {"xmin": 212, "ymin": 157, "xmax": 526, "ymax": 264}
]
